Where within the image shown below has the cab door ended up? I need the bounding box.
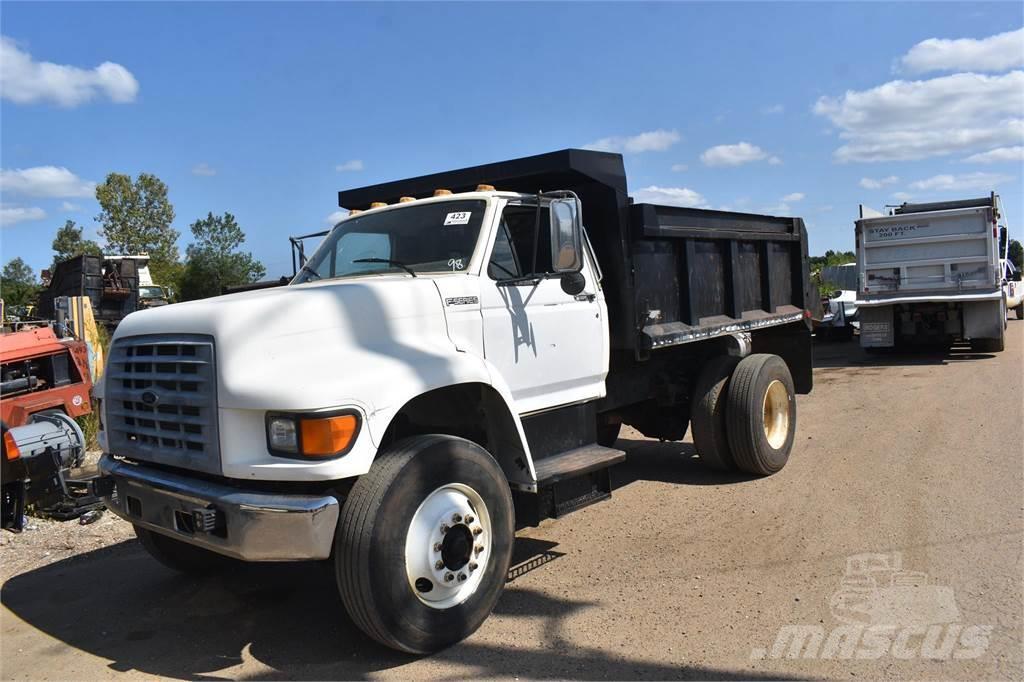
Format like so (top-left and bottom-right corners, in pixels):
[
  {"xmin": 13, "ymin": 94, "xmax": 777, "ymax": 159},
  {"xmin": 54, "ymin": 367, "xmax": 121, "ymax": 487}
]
[{"xmin": 479, "ymin": 201, "xmax": 608, "ymax": 414}]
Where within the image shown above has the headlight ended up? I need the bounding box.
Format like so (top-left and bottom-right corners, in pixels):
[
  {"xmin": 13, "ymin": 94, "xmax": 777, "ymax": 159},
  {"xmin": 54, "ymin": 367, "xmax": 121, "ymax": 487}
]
[
  {"xmin": 266, "ymin": 411, "xmax": 360, "ymax": 459},
  {"xmin": 267, "ymin": 416, "xmax": 299, "ymax": 453}
]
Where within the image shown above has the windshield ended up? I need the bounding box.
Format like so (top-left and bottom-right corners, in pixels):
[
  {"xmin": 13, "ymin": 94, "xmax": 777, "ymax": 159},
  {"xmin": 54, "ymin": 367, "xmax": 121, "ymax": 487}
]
[
  {"xmin": 139, "ymin": 286, "xmax": 164, "ymax": 298},
  {"xmin": 292, "ymin": 200, "xmax": 487, "ymax": 284}
]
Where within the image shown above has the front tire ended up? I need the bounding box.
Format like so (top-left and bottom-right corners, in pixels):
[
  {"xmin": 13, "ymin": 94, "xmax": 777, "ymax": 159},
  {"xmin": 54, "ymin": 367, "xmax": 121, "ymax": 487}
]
[
  {"xmin": 336, "ymin": 435, "xmax": 515, "ymax": 653},
  {"xmin": 725, "ymin": 354, "xmax": 797, "ymax": 476}
]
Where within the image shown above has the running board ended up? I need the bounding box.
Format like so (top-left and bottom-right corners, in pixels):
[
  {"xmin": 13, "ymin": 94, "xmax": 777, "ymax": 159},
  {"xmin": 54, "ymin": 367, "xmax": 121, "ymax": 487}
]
[{"xmin": 515, "ymin": 445, "xmax": 625, "ymax": 527}]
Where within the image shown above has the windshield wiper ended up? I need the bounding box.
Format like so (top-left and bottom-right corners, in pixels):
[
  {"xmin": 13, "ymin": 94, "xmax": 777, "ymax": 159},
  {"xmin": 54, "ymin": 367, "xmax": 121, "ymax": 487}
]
[
  {"xmin": 352, "ymin": 258, "xmax": 418, "ymax": 277},
  {"xmin": 298, "ymin": 263, "xmax": 321, "ymax": 281}
]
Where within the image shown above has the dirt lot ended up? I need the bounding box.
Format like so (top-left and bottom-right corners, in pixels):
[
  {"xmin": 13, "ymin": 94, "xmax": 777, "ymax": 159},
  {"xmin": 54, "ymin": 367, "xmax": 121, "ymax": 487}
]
[{"xmin": 2, "ymin": 323, "xmax": 1022, "ymax": 680}]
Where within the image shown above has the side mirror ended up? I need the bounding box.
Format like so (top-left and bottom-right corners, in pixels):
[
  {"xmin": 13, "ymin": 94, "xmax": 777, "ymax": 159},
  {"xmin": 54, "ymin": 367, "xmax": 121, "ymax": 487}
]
[{"xmin": 549, "ymin": 198, "xmax": 583, "ymax": 273}]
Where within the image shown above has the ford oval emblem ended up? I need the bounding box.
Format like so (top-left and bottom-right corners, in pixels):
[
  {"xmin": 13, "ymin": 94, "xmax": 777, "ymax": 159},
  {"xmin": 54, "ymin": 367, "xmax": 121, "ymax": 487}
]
[{"xmin": 141, "ymin": 390, "xmax": 159, "ymax": 406}]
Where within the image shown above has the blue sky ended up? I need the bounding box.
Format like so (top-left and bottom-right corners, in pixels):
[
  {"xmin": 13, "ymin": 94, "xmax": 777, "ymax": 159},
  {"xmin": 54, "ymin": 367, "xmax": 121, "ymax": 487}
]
[{"xmin": 2, "ymin": 2, "xmax": 1022, "ymax": 280}]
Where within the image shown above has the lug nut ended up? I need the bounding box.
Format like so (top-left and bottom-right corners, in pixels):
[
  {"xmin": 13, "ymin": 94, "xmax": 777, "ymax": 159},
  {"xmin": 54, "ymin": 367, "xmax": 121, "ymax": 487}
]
[
  {"xmin": 472, "ymin": 527, "xmax": 483, "ymax": 536},
  {"xmin": 475, "ymin": 545, "xmax": 484, "ymax": 554},
  {"xmin": 464, "ymin": 514, "xmax": 474, "ymax": 524},
  {"xmin": 452, "ymin": 513, "xmax": 462, "ymax": 523},
  {"xmin": 469, "ymin": 562, "xmax": 478, "ymax": 571},
  {"xmin": 458, "ymin": 573, "xmax": 467, "ymax": 582},
  {"xmin": 433, "ymin": 542, "xmax": 442, "ymax": 552},
  {"xmin": 440, "ymin": 524, "xmax": 449, "ymax": 534},
  {"xmin": 435, "ymin": 560, "xmax": 444, "ymax": 570},
  {"xmin": 444, "ymin": 573, "xmax": 454, "ymax": 582}
]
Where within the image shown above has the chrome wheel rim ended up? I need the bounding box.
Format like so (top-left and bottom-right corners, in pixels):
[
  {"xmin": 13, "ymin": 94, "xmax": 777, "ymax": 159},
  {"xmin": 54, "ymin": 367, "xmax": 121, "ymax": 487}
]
[
  {"xmin": 405, "ymin": 483, "xmax": 491, "ymax": 610},
  {"xmin": 762, "ymin": 379, "xmax": 790, "ymax": 450}
]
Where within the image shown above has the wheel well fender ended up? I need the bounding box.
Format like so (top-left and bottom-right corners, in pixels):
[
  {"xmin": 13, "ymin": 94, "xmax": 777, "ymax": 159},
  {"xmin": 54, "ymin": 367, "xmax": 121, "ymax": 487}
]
[{"xmin": 380, "ymin": 382, "xmax": 535, "ymax": 488}]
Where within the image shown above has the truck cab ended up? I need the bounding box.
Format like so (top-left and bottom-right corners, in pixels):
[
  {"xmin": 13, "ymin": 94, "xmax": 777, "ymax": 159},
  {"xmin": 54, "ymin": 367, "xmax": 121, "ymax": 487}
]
[{"xmin": 95, "ymin": 149, "xmax": 814, "ymax": 653}]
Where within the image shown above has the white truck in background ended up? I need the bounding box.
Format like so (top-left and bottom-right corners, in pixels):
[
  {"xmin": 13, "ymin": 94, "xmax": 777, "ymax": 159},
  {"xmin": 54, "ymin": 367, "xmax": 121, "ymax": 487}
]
[
  {"xmin": 855, "ymin": 194, "xmax": 1009, "ymax": 352},
  {"xmin": 1003, "ymin": 259, "xmax": 1024, "ymax": 320}
]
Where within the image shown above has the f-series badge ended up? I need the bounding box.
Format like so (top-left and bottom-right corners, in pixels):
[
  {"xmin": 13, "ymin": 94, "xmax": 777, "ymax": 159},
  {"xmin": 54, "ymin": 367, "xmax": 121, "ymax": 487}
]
[{"xmin": 445, "ymin": 296, "xmax": 479, "ymax": 306}]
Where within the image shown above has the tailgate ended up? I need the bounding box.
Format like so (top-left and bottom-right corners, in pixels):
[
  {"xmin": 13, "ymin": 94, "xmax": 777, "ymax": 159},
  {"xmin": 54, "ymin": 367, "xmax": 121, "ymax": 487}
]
[{"xmin": 857, "ymin": 207, "xmax": 998, "ymax": 296}]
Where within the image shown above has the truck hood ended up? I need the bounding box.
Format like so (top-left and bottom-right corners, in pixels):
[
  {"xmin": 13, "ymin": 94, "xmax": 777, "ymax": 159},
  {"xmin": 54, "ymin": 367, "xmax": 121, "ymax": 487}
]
[{"xmin": 110, "ymin": 277, "xmax": 457, "ymax": 410}]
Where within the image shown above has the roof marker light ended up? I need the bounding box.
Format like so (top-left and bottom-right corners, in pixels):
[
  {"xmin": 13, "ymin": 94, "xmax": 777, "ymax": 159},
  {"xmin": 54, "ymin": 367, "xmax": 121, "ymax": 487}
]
[
  {"xmin": 399, "ymin": 196, "xmax": 416, "ymax": 203},
  {"xmin": 349, "ymin": 209, "xmax": 363, "ymax": 216},
  {"xmin": 476, "ymin": 184, "xmax": 495, "ymax": 192},
  {"xmin": 433, "ymin": 189, "xmax": 452, "ymax": 197},
  {"xmin": 370, "ymin": 202, "xmax": 387, "ymax": 209}
]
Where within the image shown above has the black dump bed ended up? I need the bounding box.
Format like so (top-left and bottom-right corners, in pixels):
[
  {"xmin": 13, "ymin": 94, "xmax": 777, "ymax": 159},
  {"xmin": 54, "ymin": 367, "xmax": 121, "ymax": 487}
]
[
  {"xmin": 38, "ymin": 255, "xmax": 139, "ymax": 327},
  {"xmin": 339, "ymin": 149, "xmax": 814, "ymax": 356}
]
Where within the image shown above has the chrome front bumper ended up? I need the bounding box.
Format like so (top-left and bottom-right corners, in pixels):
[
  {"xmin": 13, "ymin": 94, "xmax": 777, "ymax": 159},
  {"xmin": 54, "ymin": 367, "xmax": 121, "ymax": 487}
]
[{"xmin": 98, "ymin": 454, "xmax": 340, "ymax": 561}]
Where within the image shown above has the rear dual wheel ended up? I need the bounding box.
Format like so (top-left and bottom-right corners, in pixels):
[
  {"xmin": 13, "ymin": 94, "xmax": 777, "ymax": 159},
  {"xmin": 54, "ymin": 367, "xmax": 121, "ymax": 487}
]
[{"xmin": 691, "ymin": 353, "xmax": 796, "ymax": 476}]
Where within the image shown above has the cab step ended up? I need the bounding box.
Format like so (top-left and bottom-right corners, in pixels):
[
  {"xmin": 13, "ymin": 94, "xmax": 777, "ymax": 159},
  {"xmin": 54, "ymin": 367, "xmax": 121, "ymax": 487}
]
[
  {"xmin": 534, "ymin": 444, "xmax": 626, "ymax": 485},
  {"xmin": 515, "ymin": 444, "xmax": 625, "ymax": 527}
]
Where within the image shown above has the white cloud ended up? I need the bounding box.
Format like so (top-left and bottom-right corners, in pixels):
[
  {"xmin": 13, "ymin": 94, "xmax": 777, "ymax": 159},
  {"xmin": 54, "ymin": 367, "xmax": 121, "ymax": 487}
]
[
  {"xmin": 898, "ymin": 28, "xmax": 1024, "ymax": 75},
  {"xmin": 813, "ymin": 71, "xmax": 1024, "ymax": 162},
  {"xmin": 325, "ymin": 210, "xmax": 348, "ymax": 224},
  {"xmin": 762, "ymin": 104, "xmax": 785, "ymax": 115},
  {"xmin": 671, "ymin": 163, "xmax": 688, "ymax": 172},
  {"xmin": 768, "ymin": 156, "xmax": 783, "ymax": 166},
  {"xmin": 907, "ymin": 172, "xmax": 1014, "ymax": 192},
  {"xmin": 60, "ymin": 201, "xmax": 80, "ymax": 211},
  {"xmin": 859, "ymin": 175, "xmax": 900, "ymax": 189},
  {"xmin": 891, "ymin": 192, "xmax": 914, "ymax": 201},
  {"xmin": 700, "ymin": 142, "xmax": 777, "ymax": 167},
  {"xmin": 0, "ymin": 36, "xmax": 139, "ymax": 107},
  {"xmin": 781, "ymin": 192, "xmax": 805, "ymax": 202},
  {"xmin": 191, "ymin": 162, "xmax": 216, "ymax": 176},
  {"xmin": 761, "ymin": 202, "xmax": 792, "ymax": 215},
  {"xmin": 584, "ymin": 129, "xmax": 681, "ymax": 154},
  {"xmin": 963, "ymin": 146, "xmax": 1024, "ymax": 164},
  {"xmin": 631, "ymin": 185, "xmax": 707, "ymax": 208},
  {"xmin": 0, "ymin": 205, "xmax": 45, "ymax": 227},
  {"xmin": 0, "ymin": 166, "xmax": 95, "ymax": 198},
  {"xmin": 335, "ymin": 160, "xmax": 364, "ymax": 172}
]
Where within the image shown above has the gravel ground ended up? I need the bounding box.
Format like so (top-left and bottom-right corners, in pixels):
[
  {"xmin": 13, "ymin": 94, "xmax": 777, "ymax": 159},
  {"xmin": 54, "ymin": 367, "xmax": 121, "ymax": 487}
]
[{"xmin": 1, "ymin": 322, "xmax": 1021, "ymax": 680}]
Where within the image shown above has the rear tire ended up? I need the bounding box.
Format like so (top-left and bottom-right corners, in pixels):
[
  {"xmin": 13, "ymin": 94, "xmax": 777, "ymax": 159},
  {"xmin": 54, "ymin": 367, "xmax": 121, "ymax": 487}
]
[
  {"xmin": 725, "ymin": 354, "xmax": 796, "ymax": 476},
  {"xmin": 1015, "ymin": 302, "xmax": 1023, "ymax": 320},
  {"xmin": 134, "ymin": 525, "xmax": 232, "ymax": 573},
  {"xmin": 690, "ymin": 355, "xmax": 740, "ymax": 471},
  {"xmin": 336, "ymin": 435, "xmax": 515, "ymax": 654}
]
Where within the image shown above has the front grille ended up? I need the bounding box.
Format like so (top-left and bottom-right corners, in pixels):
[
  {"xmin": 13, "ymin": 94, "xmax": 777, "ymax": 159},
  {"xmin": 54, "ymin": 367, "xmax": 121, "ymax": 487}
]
[{"xmin": 106, "ymin": 334, "xmax": 221, "ymax": 475}]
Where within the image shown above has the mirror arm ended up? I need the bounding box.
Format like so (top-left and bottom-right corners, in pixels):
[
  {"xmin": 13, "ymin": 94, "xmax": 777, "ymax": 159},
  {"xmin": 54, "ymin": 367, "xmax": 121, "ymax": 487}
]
[{"xmin": 531, "ymin": 192, "xmax": 542, "ymax": 277}]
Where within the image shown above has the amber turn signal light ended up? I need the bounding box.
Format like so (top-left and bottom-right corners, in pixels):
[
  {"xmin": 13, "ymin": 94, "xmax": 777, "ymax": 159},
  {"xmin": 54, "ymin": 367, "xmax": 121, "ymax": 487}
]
[
  {"xmin": 299, "ymin": 414, "xmax": 359, "ymax": 457},
  {"xmin": 3, "ymin": 431, "xmax": 21, "ymax": 461}
]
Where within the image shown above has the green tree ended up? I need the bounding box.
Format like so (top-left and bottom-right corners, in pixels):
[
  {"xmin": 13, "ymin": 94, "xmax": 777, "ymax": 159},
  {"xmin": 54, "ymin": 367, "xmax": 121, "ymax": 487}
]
[
  {"xmin": 1009, "ymin": 239, "xmax": 1024, "ymax": 275},
  {"xmin": 178, "ymin": 212, "xmax": 266, "ymax": 301},
  {"xmin": 808, "ymin": 249, "xmax": 856, "ymax": 271},
  {"xmin": 95, "ymin": 172, "xmax": 179, "ymax": 279},
  {"xmin": 51, "ymin": 220, "xmax": 102, "ymax": 267},
  {"xmin": 1, "ymin": 257, "xmax": 40, "ymax": 307}
]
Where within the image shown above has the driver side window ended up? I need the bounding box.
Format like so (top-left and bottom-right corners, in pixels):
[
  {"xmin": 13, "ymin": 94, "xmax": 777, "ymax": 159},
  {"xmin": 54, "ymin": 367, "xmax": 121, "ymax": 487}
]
[{"xmin": 488, "ymin": 205, "xmax": 552, "ymax": 279}]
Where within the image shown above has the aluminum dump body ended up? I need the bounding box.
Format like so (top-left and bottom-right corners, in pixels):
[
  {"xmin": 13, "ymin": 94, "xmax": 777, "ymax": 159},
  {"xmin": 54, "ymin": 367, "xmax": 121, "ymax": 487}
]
[{"xmin": 856, "ymin": 196, "xmax": 1002, "ymax": 304}]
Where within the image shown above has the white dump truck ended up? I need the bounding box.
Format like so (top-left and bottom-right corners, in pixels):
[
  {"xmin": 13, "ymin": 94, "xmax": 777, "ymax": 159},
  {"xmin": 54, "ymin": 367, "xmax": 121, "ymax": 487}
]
[
  {"xmin": 93, "ymin": 150, "xmax": 816, "ymax": 653},
  {"xmin": 856, "ymin": 194, "xmax": 1008, "ymax": 352}
]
